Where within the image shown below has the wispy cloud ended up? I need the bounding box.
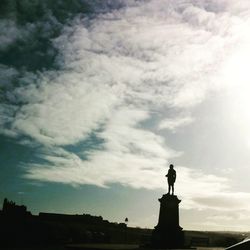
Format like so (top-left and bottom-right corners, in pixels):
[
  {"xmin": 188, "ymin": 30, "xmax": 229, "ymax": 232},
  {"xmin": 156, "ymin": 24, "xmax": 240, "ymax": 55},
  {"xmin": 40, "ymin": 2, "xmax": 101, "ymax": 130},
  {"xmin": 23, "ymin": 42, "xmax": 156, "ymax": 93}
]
[{"xmin": 158, "ymin": 116, "xmax": 194, "ymax": 131}]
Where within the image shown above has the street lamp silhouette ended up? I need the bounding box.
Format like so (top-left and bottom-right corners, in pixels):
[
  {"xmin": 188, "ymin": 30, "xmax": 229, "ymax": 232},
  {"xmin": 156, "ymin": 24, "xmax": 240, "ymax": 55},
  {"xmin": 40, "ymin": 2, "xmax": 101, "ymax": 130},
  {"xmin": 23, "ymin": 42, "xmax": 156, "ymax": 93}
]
[{"xmin": 125, "ymin": 217, "xmax": 128, "ymax": 224}]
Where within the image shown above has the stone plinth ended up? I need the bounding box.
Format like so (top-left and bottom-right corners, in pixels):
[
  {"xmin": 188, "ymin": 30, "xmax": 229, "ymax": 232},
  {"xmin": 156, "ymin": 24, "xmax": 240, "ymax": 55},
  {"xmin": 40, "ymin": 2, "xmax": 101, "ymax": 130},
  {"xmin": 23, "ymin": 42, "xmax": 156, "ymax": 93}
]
[{"xmin": 152, "ymin": 194, "xmax": 184, "ymax": 248}]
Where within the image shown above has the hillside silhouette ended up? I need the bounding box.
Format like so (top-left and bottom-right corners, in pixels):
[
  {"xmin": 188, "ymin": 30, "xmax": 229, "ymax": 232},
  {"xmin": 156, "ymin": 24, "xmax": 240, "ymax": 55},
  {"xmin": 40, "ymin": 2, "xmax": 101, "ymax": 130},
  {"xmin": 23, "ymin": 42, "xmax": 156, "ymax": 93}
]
[
  {"xmin": 0, "ymin": 198, "xmax": 151, "ymax": 247},
  {"xmin": 0, "ymin": 198, "xmax": 244, "ymax": 249}
]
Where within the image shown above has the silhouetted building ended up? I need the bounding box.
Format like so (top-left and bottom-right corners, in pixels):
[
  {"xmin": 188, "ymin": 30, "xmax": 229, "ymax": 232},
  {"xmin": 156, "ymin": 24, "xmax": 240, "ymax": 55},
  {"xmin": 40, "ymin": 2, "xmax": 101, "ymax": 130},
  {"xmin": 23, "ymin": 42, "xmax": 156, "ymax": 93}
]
[{"xmin": 2, "ymin": 198, "xmax": 31, "ymax": 217}]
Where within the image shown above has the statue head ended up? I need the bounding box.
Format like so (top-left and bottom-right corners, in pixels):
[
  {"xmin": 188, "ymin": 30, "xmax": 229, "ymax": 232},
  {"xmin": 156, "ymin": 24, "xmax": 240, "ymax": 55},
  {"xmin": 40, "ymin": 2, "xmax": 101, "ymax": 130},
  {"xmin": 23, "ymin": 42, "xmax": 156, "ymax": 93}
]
[{"xmin": 169, "ymin": 164, "xmax": 174, "ymax": 169}]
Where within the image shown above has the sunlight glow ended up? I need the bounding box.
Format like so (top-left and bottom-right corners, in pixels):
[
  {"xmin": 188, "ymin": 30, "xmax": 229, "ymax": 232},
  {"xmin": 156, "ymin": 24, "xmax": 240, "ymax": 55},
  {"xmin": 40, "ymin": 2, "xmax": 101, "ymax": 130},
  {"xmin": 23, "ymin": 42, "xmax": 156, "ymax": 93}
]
[{"xmin": 222, "ymin": 45, "xmax": 250, "ymax": 147}]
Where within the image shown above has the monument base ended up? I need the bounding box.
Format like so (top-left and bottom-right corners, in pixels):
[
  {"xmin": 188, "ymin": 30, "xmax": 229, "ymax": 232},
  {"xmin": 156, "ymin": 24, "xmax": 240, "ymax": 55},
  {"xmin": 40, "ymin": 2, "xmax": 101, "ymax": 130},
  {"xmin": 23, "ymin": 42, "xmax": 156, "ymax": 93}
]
[
  {"xmin": 151, "ymin": 194, "xmax": 184, "ymax": 249},
  {"xmin": 152, "ymin": 227, "xmax": 184, "ymax": 249}
]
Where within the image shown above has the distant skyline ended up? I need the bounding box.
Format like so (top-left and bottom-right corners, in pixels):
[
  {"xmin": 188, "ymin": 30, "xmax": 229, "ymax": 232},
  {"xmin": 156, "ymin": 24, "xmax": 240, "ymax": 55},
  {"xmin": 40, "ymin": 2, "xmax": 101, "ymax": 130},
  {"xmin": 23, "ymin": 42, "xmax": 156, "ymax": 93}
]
[{"xmin": 1, "ymin": 0, "xmax": 250, "ymax": 231}]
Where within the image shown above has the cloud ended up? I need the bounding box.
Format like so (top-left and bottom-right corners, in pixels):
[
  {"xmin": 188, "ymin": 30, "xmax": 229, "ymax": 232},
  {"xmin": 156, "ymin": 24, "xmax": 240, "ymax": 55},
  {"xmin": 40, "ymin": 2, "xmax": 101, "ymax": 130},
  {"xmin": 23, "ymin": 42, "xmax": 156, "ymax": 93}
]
[
  {"xmin": 2, "ymin": 0, "xmax": 250, "ymax": 216},
  {"xmin": 4, "ymin": 0, "xmax": 232, "ymax": 145},
  {"xmin": 11, "ymin": 75, "xmax": 118, "ymax": 146},
  {"xmin": 0, "ymin": 20, "xmax": 22, "ymax": 51},
  {"xmin": 24, "ymin": 107, "xmax": 178, "ymax": 189},
  {"xmin": 158, "ymin": 116, "xmax": 194, "ymax": 131},
  {"xmin": 196, "ymin": 208, "xmax": 250, "ymax": 231}
]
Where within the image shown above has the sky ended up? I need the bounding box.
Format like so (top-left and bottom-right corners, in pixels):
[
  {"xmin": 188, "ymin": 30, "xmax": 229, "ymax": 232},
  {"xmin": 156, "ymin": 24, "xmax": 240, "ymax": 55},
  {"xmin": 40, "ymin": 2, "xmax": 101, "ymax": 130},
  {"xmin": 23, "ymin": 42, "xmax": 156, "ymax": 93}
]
[{"xmin": 2, "ymin": 0, "xmax": 250, "ymax": 231}]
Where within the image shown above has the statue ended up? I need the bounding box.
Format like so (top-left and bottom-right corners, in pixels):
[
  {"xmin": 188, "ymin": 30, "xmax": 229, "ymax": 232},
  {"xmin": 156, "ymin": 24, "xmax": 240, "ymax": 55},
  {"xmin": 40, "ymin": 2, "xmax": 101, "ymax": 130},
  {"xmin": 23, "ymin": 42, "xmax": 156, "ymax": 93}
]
[
  {"xmin": 152, "ymin": 163, "xmax": 184, "ymax": 248},
  {"xmin": 166, "ymin": 164, "xmax": 176, "ymax": 195}
]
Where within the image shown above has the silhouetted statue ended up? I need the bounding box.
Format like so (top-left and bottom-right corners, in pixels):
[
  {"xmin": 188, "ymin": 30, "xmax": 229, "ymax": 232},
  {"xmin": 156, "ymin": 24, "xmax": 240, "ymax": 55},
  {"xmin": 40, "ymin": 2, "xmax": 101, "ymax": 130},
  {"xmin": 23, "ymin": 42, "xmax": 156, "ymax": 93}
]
[
  {"xmin": 152, "ymin": 164, "xmax": 183, "ymax": 248},
  {"xmin": 166, "ymin": 164, "xmax": 176, "ymax": 195}
]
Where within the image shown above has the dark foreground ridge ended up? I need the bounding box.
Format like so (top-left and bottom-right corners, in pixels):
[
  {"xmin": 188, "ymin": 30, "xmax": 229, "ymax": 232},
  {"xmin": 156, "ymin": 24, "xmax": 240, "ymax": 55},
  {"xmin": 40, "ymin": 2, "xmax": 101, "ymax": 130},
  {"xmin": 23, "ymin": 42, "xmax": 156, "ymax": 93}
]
[
  {"xmin": 0, "ymin": 198, "xmax": 245, "ymax": 249},
  {"xmin": 0, "ymin": 198, "xmax": 151, "ymax": 247}
]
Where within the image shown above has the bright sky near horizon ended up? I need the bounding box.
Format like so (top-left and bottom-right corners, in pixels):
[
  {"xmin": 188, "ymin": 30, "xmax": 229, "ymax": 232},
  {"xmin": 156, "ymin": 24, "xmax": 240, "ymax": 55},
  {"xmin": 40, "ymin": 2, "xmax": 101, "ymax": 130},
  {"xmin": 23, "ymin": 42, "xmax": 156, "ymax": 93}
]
[{"xmin": 2, "ymin": 0, "xmax": 250, "ymax": 231}]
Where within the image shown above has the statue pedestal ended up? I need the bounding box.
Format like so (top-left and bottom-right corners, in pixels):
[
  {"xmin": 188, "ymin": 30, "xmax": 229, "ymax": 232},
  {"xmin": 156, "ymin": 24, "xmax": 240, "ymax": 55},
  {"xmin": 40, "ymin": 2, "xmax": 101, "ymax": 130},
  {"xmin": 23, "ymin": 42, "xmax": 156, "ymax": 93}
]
[{"xmin": 152, "ymin": 194, "xmax": 184, "ymax": 248}]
